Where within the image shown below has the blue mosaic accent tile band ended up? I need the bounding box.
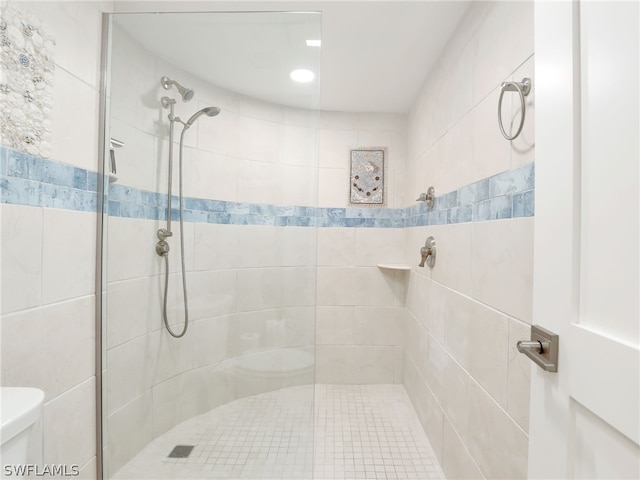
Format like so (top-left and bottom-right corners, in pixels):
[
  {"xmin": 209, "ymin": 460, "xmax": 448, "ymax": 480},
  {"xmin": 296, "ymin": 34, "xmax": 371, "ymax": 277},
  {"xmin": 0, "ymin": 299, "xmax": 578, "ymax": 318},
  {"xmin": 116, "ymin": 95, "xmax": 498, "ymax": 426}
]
[{"xmin": 0, "ymin": 146, "xmax": 535, "ymax": 227}]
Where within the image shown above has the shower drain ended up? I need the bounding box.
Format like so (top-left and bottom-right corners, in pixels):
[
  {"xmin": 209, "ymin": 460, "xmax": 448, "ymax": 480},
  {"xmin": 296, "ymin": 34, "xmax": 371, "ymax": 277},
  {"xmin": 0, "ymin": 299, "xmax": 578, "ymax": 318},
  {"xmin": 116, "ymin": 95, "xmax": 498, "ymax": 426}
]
[{"xmin": 167, "ymin": 445, "xmax": 194, "ymax": 458}]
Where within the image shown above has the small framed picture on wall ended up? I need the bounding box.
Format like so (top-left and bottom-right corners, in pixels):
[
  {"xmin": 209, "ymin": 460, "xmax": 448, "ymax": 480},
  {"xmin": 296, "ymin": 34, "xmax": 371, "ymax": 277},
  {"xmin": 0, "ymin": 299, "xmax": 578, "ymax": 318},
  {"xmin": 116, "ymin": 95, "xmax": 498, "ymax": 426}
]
[{"xmin": 349, "ymin": 147, "xmax": 387, "ymax": 206}]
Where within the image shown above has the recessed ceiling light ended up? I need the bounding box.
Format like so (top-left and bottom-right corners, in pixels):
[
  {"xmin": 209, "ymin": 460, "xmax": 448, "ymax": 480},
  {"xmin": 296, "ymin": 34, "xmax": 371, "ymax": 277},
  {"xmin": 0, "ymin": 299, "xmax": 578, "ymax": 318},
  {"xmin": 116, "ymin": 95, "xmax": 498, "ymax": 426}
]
[
  {"xmin": 306, "ymin": 39, "xmax": 321, "ymax": 47},
  {"xmin": 290, "ymin": 69, "xmax": 315, "ymax": 83}
]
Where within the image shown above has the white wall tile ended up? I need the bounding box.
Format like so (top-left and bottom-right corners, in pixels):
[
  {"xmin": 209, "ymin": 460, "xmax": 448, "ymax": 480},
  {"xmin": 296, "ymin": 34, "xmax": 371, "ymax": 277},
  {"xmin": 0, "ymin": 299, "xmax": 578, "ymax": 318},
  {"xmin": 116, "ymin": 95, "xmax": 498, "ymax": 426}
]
[
  {"xmin": 442, "ymin": 356, "xmax": 470, "ymax": 438},
  {"xmin": 471, "ymin": 87, "xmax": 512, "ymax": 182},
  {"xmin": 236, "ymin": 268, "xmax": 283, "ymax": 312},
  {"xmin": 510, "ymin": 55, "xmax": 536, "ymax": 169},
  {"xmin": 421, "ymin": 334, "xmax": 449, "ymax": 405},
  {"xmin": 23, "ymin": 1, "xmax": 103, "ymax": 89},
  {"xmin": 441, "ymin": 115, "xmax": 475, "ymax": 193},
  {"xmin": 151, "ymin": 329, "xmax": 197, "ymax": 385},
  {"xmin": 316, "ymin": 306, "xmax": 355, "ymax": 345},
  {"xmin": 468, "ymin": 301, "xmax": 509, "ymax": 408},
  {"xmin": 106, "ymin": 217, "xmax": 159, "ymax": 283},
  {"xmin": 353, "ymin": 306, "xmax": 403, "ymax": 346},
  {"xmin": 404, "ymin": 358, "xmax": 444, "ymax": 463},
  {"xmin": 315, "ymin": 345, "xmax": 402, "ymax": 384},
  {"xmin": 186, "ymin": 269, "xmax": 236, "ymax": 320},
  {"xmin": 163, "ymin": 221, "xmax": 195, "ymax": 275},
  {"xmin": 110, "ymin": 25, "xmax": 158, "ymax": 136},
  {"xmin": 507, "ymin": 318, "xmax": 531, "ymax": 432},
  {"xmin": 106, "ymin": 277, "xmax": 154, "ymax": 349},
  {"xmin": 238, "ymin": 95, "xmax": 284, "ymax": 123},
  {"xmin": 429, "ymin": 223, "xmax": 473, "ymax": 296},
  {"xmin": 236, "ymin": 158, "xmax": 280, "ymax": 205},
  {"xmin": 279, "ymin": 306, "xmax": 316, "ymax": 349},
  {"xmin": 197, "ymin": 107, "xmax": 238, "ymax": 157},
  {"xmin": 182, "ymin": 149, "xmax": 239, "ymax": 203},
  {"xmin": 233, "ymin": 351, "xmax": 285, "ymax": 398},
  {"xmin": 318, "ymin": 129, "xmax": 357, "ymax": 169},
  {"xmin": 354, "ymin": 228, "xmax": 405, "ymax": 266},
  {"xmin": 282, "ymin": 124, "xmax": 318, "ymax": 167},
  {"xmin": 109, "ymin": 118, "xmax": 157, "ymax": 192},
  {"xmin": 237, "ymin": 116, "xmax": 282, "ymax": 164},
  {"xmin": 423, "ymin": 279, "xmax": 447, "ymax": 344},
  {"xmin": 316, "ymin": 267, "xmax": 396, "ymax": 306},
  {"xmin": 318, "ymin": 111, "xmax": 357, "ymax": 130},
  {"xmin": 193, "ymin": 224, "xmax": 239, "ymax": 270},
  {"xmin": 390, "ymin": 169, "xmax": 408, "ymax": 208},
  {"xmin": 356, "ymin": 113, "xmax": 406, "ymax": 132},
  {"xmin": 284, "ymin": 106, "xmax": 319, "ymax": 128},
  {"xmin": 78, "ymin": 456, "xmax": 97, "ymax": 480},
  {"xmin": 277, "ymin": 227, "xmax": 317, "ymax": 267},
  {"xmin": 471, "ymin": 218, "xmax": 534, "ymax": 322},
  {"xmin": 466, "ymin": 380, "xmax": 528, "ymax": 479},
  {"xmin": 229, "ymin": 310, "xmax": 283, "ymax": 356},
  {"xmin": 50, "ymin": 67, "xmax": 99, "ymax": 171},
  {"xmin": 316, "ymin": 228, "xmax": 355, "ymax": 266},
  {"xmin": 281, "ymin": 267, "xmax": 316, "ymax": 307},
  {"xmin": 318, "ymin": 167, "xmax": 348, "ymax": 207},
  {"xmin": 106, "ymin": 334, "xmax": 158, "ymax": 414},
  {"xmin": 150, "ymin": 374, "xmax": 182, "ymax": 437},
  {"xmin": 442, "ymin": 418, "xmax": 484, "ymax": 480},
  {"xmin": 443, "ymin": 289, "xmax": 475, "ymax": 371},
  {"xmin": 279, "ymin": 164, "xmax": 317, "ymax": 207},
  {"xmin": 1, "ymin": 296, "xmax": 94, "ymax": 400},
  {"xmin": 180, "ymin": 362, "xmax": 237, "ymax": 419},
  {"xmin": 191, "ymin": 315, "xmax": 230, "ymax": 368},
  {"xmin": 43, "ymin": 377, "xmax": 95, "ymax": 467},
  {"xmin": 107, "ymin": 391, "xmax": 153, "ymax": 477},
  {"xmin": 472, "ymin": 1, "xmax": 534, "ymax": 103},
  {"xmin": 1, "ymin": 204, "xmax": 42, "ymax": 314}
]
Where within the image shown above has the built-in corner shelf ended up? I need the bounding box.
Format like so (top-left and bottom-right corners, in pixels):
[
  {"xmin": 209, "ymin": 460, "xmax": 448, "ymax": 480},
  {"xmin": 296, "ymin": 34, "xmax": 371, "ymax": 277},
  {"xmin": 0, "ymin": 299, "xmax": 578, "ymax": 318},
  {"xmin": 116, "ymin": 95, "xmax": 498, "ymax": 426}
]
[{"xmin": 377, "ymin": 264, "xmax": 411, "ymax": 271}]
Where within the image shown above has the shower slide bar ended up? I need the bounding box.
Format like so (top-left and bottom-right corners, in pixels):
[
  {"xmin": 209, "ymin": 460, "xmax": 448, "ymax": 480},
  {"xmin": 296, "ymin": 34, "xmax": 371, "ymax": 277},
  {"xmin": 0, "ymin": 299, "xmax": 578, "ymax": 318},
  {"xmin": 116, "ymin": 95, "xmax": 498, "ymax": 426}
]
[{"xmin": 498, "ymin": 77, "xmax": 531, "ymax": 141}]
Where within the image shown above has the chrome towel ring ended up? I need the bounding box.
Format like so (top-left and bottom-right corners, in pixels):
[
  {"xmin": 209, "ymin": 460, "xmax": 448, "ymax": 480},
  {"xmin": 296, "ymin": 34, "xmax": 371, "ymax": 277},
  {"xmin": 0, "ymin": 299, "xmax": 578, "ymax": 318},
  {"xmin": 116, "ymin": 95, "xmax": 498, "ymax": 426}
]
[{"xmin": 498, "ymin": 77, "xmax": 531, "ymax": 140}]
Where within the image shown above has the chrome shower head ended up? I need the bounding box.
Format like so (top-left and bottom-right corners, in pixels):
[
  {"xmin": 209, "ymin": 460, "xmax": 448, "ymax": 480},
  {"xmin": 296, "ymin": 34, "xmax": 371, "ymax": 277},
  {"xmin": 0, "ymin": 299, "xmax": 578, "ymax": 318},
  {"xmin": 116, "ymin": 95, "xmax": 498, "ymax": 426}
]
[
  {"xmin": 161, "ymin": 76, "xmax": 194, "ymax": 102},
  {"xmin": 184, "ymin": 106, "xmax": 221, "ymax": 129}
]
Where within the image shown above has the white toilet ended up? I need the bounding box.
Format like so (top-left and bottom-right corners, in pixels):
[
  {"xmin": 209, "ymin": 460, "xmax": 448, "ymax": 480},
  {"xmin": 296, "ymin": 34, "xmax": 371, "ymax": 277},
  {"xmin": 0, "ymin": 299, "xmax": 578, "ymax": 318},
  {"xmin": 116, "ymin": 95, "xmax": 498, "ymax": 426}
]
[{"xmin": 1, "ymin": 387, "xmax": 45, "ymax": 465}]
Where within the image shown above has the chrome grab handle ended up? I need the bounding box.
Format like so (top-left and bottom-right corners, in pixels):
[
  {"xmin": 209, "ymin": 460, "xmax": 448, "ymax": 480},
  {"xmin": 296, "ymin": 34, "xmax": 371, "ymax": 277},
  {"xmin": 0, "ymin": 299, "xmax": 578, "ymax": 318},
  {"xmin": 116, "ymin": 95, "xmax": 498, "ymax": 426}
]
[{"xmin": 517, "ymin": 325, "xmax": 559, "ymax": 372}]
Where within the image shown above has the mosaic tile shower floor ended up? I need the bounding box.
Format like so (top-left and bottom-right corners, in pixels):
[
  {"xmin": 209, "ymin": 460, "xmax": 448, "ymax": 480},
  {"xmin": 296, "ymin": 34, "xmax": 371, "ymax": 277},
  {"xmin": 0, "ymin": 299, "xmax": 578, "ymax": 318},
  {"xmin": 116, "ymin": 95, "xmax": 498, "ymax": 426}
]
[{"xmin": 112, "ymin": 385, "xmax": 446, "ymax": 480}]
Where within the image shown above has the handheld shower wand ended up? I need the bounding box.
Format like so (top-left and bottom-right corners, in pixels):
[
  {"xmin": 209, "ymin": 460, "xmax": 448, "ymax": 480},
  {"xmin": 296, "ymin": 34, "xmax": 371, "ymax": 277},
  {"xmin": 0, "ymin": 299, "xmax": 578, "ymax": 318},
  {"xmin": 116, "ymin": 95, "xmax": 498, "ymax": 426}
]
[
  {"xmin": 184, "ymin": 106, "xmax": 221, "ymax": 129},
  {"xmin": 157, "ymin": 97, "xmax": 221, "ymax": 339}
]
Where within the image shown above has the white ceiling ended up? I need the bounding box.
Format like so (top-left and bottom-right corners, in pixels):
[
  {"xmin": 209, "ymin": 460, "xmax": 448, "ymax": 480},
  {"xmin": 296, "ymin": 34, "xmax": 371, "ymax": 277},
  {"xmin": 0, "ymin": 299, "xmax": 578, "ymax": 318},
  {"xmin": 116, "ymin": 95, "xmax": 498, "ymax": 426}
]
[{"xmin": 114, "ymin": 1, "xmax": 470, "ymax": 113}]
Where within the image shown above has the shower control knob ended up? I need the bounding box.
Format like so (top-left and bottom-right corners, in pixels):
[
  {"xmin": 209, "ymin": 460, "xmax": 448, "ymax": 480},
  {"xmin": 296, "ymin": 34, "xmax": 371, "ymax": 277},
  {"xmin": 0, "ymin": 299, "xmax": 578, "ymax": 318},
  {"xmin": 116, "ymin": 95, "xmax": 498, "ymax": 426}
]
[{"xmin": 156, "ymin": 240, "xmax": 170, "ymax": 257}]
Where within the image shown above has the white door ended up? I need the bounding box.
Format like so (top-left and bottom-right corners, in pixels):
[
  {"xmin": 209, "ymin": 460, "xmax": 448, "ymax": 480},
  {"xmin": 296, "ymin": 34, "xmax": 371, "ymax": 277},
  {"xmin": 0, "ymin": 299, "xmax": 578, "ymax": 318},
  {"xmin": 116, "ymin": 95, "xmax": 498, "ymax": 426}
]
[{"xmin": 530, "ymin": 1, "xmax": 639, "ymax": 478}]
